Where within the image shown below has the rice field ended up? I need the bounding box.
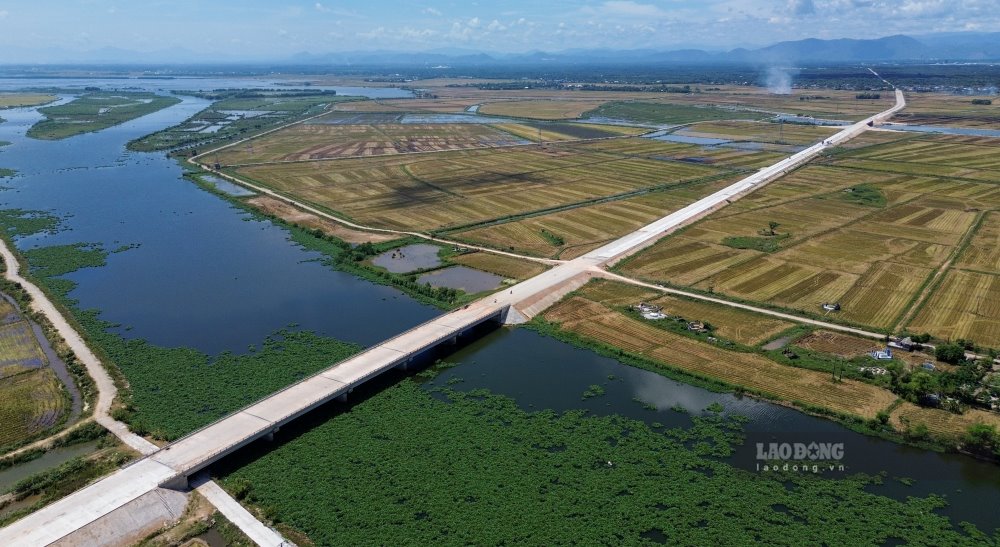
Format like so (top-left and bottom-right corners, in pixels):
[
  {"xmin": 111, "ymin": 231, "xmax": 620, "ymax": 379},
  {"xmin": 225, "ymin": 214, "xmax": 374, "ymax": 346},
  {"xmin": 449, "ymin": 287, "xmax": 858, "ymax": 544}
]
[
  {"xmin": 454, "ymin": 176, "xmax": 737, "ymax": 258},
  {"xmin": 833, "ymin": 135, "xmax": 1000, "ymax": 182},
  {"xmin": 572, "ymin": 279, "xmax": 794, "ymax": 345},
  {"xmin": 490, "ymin": 122, "xmax": 645, "ymax": 142},
  {"xmin": 892, "ymin": 92, "xmax": 1000, "ymax": 128},
  {"xmin": 568, "ymin": 137, "xmax": 786, "ymax": 170},
  {"xmin": 448, "ymin": 252, "xmax": 548, "ymax": 280},
  {"xmin": 618, "ymin": 135, "xmax": 992, "ymax": 331},
  {"xmin": 235, "ymin": 146, "xmax": 728, "ymax": 232},
  {"xmin": 678, "ymin": 120, "xmax": 838, "ymax": 147},
  {"xmin": 215, "ymin": 123, "xmax": 528, "ymax": 164},
  {"xmin": 331, "ymin": 98, "xmax": 483, "ymax": 113},
  {"xmin": 0, "ymin": 368, "xmax": 66, "ymax": 449},
  {"xmin": 890, "ymin": 402, "xmax": 1000, "ymax": 440},
  {"xmin": 544, "ymin": 296, "xmax": 896, "ymax": 419},
  {"xmin": 907, "ymin": 270, "xmax": 1000, "ymax": 346},
  {"xmin": 479, "ymin": 99, "xmax": 610, "ymax": 120},
  {"xmin": 956, "ymin": 211, "xmax": 1000, "ymax": 272}
]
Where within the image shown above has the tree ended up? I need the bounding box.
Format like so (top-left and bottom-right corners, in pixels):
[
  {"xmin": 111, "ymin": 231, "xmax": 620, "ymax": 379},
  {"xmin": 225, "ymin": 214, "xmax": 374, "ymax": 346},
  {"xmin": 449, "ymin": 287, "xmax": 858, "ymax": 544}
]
[
  {"xmin": 935, "ymin": 342, "xmax": 966, "ymax": 365},
  {"xmin": 964, "ymin": 423, "xmax": 1000, "ymax": 456},
  {"xmin": 767, "ymin": 221, "xmax": 780, "ymax": 236}
]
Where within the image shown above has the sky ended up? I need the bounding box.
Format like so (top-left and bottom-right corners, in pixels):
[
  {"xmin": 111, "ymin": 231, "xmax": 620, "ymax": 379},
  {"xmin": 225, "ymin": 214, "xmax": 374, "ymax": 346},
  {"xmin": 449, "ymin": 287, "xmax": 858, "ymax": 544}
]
[{"xmin": 0, "ymin": 0, "xmax": 997, "ymax": 59}]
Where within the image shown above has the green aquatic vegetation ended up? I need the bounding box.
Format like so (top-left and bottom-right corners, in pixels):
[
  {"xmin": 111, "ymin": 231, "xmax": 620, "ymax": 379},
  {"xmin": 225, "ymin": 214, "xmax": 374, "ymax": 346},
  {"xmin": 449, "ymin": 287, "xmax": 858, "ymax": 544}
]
[
  {"xmin": 0, "ymin": 168, "xmax": 15, "ymax": 178},
  {"xmin": 0, "ymin": 209, "xmax": 62, "ymax": 238},
  {"xmin": 27, "ymin": 92, "xmax": 181, "ymax": 140},
  {"xmin": 218, "ymin": 382, "xmax": 993, "ymax": 546},
  {"xmin": 581, "ymin": 384, "xmax": 605, "ymax": 399}
]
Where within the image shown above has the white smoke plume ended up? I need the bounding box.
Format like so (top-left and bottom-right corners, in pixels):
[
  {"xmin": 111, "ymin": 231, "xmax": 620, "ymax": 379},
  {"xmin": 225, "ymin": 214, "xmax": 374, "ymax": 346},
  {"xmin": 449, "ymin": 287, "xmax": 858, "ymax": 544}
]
[{"xmin": 765, "ymin": 66, "xmax": 793, "ymax": 95}]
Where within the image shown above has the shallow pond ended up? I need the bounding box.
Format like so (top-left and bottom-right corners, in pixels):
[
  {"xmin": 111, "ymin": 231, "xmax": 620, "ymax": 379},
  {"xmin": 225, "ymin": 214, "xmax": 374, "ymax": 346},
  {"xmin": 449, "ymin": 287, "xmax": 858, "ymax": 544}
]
[
  {"xmin": 0, "ymin": 440, "xmax": 100, "ymax": 494},
  {"xmin": 371, "ymin": 244, "xmax": 442, "ymax": 273},
  {"xmin": 199, "ymin": 175, "xmax": 255, "ymax": 197},
  {"xmin": 417, "ymin": 266, "xmax": 504, "ymax": 294},
  {"xmin": 884, "ymin": 123, "xmax": 1000, "ymax": 138}
]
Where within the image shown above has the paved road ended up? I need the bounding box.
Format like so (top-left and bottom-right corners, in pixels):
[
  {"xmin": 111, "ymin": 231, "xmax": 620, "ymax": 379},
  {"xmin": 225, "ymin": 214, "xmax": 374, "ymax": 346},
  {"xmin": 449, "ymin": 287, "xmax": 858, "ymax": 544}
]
[{"xmin": 0, "ymin": 90, "xmax": 906, "ymax": 546}]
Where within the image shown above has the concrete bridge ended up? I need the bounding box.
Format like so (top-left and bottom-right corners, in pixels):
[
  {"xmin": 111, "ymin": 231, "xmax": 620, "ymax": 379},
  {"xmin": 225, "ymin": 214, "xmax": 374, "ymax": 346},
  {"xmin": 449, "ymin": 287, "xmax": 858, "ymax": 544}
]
[{"xmin": 0, "ymin": 89, "xmax": 905, "ymax": 546}]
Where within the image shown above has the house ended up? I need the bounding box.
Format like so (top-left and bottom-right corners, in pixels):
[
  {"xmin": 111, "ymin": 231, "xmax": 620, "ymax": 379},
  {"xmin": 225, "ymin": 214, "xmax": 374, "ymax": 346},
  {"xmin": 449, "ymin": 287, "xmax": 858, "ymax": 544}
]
[
  {"xmin": 822, "ymin": 302, "xmax": 841, "ymax": 312},
  {"xmin": 869, "ymin": 346, "xmax": 893, "ymax": 360},
  {"xmin": 687, "ymin": 321, "xmax": 708, "ymax": 333}
]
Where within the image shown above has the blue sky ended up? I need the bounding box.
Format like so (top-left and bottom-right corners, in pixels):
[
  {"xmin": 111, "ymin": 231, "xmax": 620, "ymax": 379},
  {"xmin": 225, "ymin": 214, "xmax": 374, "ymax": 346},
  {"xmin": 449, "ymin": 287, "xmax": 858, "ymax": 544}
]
[{"xmin": 0, "ymin": 1, "xmax": 996, "ymax": 58}]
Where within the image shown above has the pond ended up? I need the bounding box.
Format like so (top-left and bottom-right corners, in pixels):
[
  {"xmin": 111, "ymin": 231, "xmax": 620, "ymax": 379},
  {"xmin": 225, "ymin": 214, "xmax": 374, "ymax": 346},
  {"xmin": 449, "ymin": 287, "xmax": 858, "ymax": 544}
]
[
  {"xmin": 416, "ymin": 266, "xmax": 504, "ymax": 293},
  {"xmin": 371, "ymin": 244, "xmax": 442, "ymax": 273}
]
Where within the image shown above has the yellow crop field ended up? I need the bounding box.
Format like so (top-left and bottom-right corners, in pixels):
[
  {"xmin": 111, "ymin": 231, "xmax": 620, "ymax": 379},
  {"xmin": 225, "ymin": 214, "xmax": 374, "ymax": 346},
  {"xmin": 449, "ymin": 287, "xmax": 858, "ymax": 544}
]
[
  {"xmin": 0, "ymin": 93, "xmax": 57, "ymax": 108},
  {"xmin": 680, "ymin": 120, "xmax": 838, "ymax": 146},
  {"xmin": 478, "ymin": 99, "xmax": 611, "ymax": 120},
  {"xmin": 907, "ymin": 270, "xmax": 1000, "ymax": 346},
  {"xmin": 449, "ymin": 252, "xmax": 547, "ymax": 280},
  {"xmin": 490, "ymin": 122, "xmax": 646, "ymax": 142},
  {"xmin": 545, "ymin": 296, "xmax": 896, "ymax": 419},
  {"xmin": 572, "ymin": 279, "xmax": 794, "ymax": 345},
  {"xmin": 235, "ymin": 146, "xmax": 726, "ymax": 232},
  {"xmin": 891, "ymin": 402, "xmax": 1000, "ymax": 440},
  {"xmin": 956, "ymin": 211, "xmax": 1000, "ymax": 272},
  {"xmin": 893, "ymin": 91, "xmax": 1000, "ymax": 128},
  {"xmin": 216, "ymin": 123, "xmax": 527, "ymax": 164},
  {"xmin": 569, "ymin": 137, "xmax": 786, "ymax": 169},
  {"xmin": 454, "ymin": 176, "xmax": 736, "ymax": 258},
  {"xmin": 618, "ymin": 134, "xmax": 992, "ymax": 331}
]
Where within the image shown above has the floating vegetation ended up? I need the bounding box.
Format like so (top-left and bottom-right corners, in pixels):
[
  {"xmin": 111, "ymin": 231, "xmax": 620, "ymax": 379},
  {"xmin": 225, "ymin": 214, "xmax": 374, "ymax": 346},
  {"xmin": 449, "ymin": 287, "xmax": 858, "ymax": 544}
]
[{"xmin": 219, "ymin": 382, "xmax": 994, "ymax": 545}]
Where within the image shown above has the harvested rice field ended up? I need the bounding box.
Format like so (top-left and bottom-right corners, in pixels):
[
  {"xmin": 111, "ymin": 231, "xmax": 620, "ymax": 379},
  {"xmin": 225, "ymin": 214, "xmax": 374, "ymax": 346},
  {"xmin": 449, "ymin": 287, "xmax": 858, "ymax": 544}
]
[
  {"xmin": 677, "ymin": 120, "xmax": 838, "ymax": 147},
  {"xmin": 570, "ymin": 279, "xmax": 795, "ymax": 346},
  {"xmin": 544, "ymin": 295, "xmax": 896, "ymax": 419},
  {"xmin": 448, "ymin": 252, "xmax": 548, "ymax": 280},
  {"xmin": 907, "ymin": 269, "xmax": 1000, "ymax": 347},
  {"xmin": 234, "ymin": 146, "xmax": 730, "ymax": 232},
  {"xmin": 453, "ymin": 175, "xmax": 738, "ymax": 259},
  {"xmin": 215, "ymin": 123, "xmax": 529, "ymax": 164},
  {"xmin": 618, "ymin": 135, "xmax": 992, "ymax": 332},
  {"xmin": 890, "ymin": 402, "xmax": 1000, "ymax": 440}
]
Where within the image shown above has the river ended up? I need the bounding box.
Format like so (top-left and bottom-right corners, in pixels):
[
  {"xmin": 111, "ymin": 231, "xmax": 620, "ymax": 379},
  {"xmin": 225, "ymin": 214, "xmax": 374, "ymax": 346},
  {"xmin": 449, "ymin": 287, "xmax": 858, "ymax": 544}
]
[{"xmin": 0, "ymin": 80, "xmax": 998, "ymax": 533}]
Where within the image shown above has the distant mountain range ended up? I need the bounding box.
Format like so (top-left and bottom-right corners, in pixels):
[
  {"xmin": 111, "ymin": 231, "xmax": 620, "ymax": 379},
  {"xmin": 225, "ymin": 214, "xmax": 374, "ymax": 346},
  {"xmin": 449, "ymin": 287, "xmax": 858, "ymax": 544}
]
[{"xmin": 3, "ymin": 32, "xmax": 1000, "ymax": 66}]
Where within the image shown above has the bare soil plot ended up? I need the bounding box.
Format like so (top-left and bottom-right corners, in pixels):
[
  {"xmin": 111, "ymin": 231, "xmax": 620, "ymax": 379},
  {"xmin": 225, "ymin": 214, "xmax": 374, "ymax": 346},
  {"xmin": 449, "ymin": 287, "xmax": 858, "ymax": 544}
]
[
  {"xmin": 544, "ymin": 296, "xmax": 896, "ymax": 419},
  {"xmin": 794, "ymin": 330, "xmax": 881, "ymax": 358},
  {"xmin": 235, "ymin": 146, "xmax": 727, "ymax": 232}
]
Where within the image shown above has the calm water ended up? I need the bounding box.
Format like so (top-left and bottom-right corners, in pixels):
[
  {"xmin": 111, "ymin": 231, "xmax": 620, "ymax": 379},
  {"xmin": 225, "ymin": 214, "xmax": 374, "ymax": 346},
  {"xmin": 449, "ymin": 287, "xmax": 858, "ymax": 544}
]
[
  {"xmin": 884, "ymin": 123, "xmax": 1000, "ymax": 138},
  {"xmin": 371, "ymin": 244, "xmax": 442, "ymax": 273},
  {"xmin": 417, "ymin": 266, "xmax": 504, "ymax": 293},
  {"xmin": 0, "ymin": 441, "xmax": 100, "ymax": 493},
  {"xmin": 0, "ymin": 77, "xmax": 413, "ymax": 98},
  {"xmin": 1, "ymin": 84, "xmax": 998, "ymax": 533}
]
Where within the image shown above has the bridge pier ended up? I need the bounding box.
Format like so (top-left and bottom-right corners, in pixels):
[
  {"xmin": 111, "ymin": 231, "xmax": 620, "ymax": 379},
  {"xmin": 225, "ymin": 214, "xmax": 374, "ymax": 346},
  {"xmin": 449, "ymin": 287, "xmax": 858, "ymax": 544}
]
[{"xmin": 336, "ymin": 392, "xmax": 349, "ymax": 403}]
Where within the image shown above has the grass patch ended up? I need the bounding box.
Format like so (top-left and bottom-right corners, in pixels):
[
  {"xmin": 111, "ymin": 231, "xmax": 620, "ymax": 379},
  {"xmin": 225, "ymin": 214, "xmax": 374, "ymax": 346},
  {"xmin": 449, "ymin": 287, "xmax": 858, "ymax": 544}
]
[
  {"xmin": 0, "ymin": 168, "xmax": 15, "ymax": 179},
  {"xmin": 721, "ymin": 234, "xmax": 790, "ymax": 252},
  {"xmin": 831, "ymin": 184, "xmax": 886, "ymax": 207}
]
